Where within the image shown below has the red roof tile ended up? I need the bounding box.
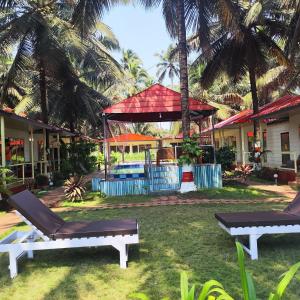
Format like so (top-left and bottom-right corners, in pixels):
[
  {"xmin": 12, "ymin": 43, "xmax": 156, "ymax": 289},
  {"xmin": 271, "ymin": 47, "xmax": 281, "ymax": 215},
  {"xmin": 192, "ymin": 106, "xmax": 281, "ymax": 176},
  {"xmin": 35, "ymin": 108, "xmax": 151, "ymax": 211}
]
[
  {"xmin": 103, "ymin": 84, "xmax": 216, "ymax": 122},
  {"xmin": 252, "ymin": 95, "xmax": 300, "ymax": 119}
]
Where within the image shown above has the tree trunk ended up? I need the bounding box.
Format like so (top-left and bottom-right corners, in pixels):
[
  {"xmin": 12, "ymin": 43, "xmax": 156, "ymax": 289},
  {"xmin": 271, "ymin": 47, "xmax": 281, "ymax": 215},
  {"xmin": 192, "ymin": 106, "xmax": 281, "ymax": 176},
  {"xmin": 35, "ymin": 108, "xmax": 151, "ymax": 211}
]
[
  {"xmin": 38, "ymin": 59, "xmax": 50, "ymax": 150},
  {"xmin": 176, "ymin": 0, "xmax": 190, "ymax": 140},
  {"xmin": 39, "ymin": 59, "xmax": 48, "ymax": 124},
  {"xmin": 248, "ymin": 64, "xmax": 259, "ymax": 156}
]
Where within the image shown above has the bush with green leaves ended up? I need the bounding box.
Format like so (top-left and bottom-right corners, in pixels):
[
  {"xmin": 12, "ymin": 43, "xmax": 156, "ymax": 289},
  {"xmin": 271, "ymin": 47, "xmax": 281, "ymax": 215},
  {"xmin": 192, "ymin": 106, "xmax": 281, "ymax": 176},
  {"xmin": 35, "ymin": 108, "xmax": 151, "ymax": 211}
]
[
  {"xmin": 35, "ymin": 174, "xmax": 49, "ymax": 187},
  {"xmin": 216, "ymin": 146, "xmax": 236, "ymax": 171},
  {"xmin": 178, "ymin": 135, "xmax": 203, "ymax": 165},
  {"xmin": 60, "ymin": 141, "xmax": 97, "ymax": 175},
  {"xmin": 130, "ymin": 242, "xmax": 300, "ymax": 300}
]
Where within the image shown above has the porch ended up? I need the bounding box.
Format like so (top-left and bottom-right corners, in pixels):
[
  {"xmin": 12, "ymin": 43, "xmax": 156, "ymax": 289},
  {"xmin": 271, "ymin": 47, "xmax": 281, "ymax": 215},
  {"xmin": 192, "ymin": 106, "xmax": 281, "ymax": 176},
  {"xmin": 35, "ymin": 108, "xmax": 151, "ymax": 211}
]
[{"xmin": 0, "ymin": 110, "xmax": 73, "ymax": 187}]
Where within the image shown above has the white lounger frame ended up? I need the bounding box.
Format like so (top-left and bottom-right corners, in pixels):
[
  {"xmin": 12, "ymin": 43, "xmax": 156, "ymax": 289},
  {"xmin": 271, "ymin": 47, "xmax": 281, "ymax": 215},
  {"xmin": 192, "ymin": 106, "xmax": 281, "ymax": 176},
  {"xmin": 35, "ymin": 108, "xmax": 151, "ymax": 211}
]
[
  {"xmin": 0, "ymin": 212, "xmax": 139, "ymax": 278},
  {"xmin": 219, "ymin": 221, "xmax": 300, "ymax": 260}
]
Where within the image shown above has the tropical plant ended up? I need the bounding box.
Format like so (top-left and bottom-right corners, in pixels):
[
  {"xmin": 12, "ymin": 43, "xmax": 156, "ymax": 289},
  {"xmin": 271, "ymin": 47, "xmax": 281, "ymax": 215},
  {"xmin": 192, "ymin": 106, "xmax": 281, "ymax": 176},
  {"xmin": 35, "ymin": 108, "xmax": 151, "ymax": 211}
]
[
  {"xmin": 0, "ymin": 167, "xmax": 15, "ymax": 196},
  {"xmin": 178, "ymin": 135, "xmax": 202, "ymax": 165},
  {"xmin": 235, "ymin": 165, "xmax": 253, "ymax": 183},
  {"xmin": 216, "ymin": 146, "xmax": 236, "ymax": 171},
  {"xmin": 64, "ymin": 176, "xmax": 86, "ymax": 202},
  {"xmin": 155, "ymin": 45, "xmax": 179, "ymax": 87},
  {"xmin": 130, "ymin": 242, "xmax": 300, "ymax": 300}
]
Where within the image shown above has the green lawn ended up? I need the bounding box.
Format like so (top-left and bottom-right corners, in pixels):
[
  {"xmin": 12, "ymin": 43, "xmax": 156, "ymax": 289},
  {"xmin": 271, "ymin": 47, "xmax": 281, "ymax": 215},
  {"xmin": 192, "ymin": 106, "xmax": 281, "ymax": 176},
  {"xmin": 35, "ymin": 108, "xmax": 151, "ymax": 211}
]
[
  {"xmin": 61, "ymin": 192, "xmax": 154, "ymax": 207},
  {"xmin": 61, "ymin": 185, "xmax": 283, "ymax": 208},
  {"xmin": 182, "ymin": 185, "xmax": 283, "ymax": 200},
  {"xmin": 0, "ymin": 202, "xmax": 299, "ymax": 299}
]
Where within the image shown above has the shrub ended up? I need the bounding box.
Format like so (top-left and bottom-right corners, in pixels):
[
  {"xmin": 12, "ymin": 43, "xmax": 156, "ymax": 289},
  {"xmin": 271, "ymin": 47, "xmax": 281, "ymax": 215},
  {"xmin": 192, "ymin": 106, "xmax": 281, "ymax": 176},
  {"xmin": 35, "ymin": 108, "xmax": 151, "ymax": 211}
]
[
  {"xmin": 130, "ymin": 242, "xmax": 300, "ymax": 300},
  {"xmin": 35, "ymin": 174, "xmax": 49, "ymax": 187},
  {"xmin": 60, "ymin": 142, "xmax": 98, "ymax": 175},
  {"xmin": 64, "ymin": 176, "xmax": 86, "ymax": 202},
  {"xmin": 216, "ymin": 146, "xmax": 236, "ymax": 171},
  {"xmin": 52, "ymin": 171, "xmax": 65, "ymax": 186}
]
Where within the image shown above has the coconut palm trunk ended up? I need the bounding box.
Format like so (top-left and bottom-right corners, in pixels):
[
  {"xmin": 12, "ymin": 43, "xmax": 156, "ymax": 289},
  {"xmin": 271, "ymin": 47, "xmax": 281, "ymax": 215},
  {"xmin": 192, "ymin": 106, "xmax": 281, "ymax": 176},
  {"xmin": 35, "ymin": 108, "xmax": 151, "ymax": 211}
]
[
  {"xmin": 176, "ymin": 0, "xmax": 190, "ymax": 140},
  {"xmin": 248, "ymin": 64, "xmax": 259, "ymax": 155},
  {"xmin": 38, "ymin": 58, "xmax": 50, "ymax": 150}
]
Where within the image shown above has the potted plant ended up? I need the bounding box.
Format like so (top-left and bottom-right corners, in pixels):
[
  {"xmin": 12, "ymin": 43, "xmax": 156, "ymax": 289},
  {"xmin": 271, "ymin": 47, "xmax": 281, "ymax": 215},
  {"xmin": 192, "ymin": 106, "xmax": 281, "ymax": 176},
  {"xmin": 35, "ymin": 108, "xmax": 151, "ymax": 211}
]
[{"xmin": 178, "ymin": 135, "xmax": 203, "ymax": 193}]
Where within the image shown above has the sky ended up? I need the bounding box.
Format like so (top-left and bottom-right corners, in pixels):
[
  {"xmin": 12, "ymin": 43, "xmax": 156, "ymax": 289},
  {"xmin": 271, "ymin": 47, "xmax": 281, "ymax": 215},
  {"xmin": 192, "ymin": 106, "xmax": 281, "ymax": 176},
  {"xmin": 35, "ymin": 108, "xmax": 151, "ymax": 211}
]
[{"xmin": 102, "ymin": 3, "xmax": 176, "ymax": 82}]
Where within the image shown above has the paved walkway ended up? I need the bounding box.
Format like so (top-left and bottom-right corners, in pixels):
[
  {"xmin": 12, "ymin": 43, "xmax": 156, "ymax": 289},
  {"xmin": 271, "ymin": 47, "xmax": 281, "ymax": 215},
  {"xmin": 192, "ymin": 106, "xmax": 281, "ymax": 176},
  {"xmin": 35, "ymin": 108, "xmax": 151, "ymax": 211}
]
[
  {"xmin": 0, "ymin": 178, "xmax": 296, "ymax": 236},
  {"xmin": 247, "ymin": 180, "xmax": 297, "ymax": 200}
]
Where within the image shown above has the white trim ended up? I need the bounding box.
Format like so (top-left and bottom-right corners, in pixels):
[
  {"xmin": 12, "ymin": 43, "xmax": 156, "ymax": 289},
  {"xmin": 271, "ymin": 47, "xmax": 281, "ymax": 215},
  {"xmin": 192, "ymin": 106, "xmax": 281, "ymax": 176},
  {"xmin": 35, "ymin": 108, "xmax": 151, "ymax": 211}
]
[
  {"xmin": 0, "ymin": 213, "xmax": 139, "ymax": 278},
  {"xmin": 218, "ymin": 221, "xmax": 300, "ymax": 260}
]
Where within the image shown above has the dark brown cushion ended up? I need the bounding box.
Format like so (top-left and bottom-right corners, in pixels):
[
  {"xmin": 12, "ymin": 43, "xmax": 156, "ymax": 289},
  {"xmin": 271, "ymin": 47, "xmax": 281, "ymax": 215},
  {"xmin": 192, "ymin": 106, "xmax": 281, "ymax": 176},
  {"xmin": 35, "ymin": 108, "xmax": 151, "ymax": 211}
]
[
  {"xmin": 9, "ymin": 190, "xmax": 65, "ymax": 237},
  {"xmin": 53, "ymin": 219, "xmax": 138, "ymax": 239},
  {"xmin": 9, "ymin": 190, "xmax": 138, "ymax": 240},
  {"xmin": 215, "ymin": 211, "xmax": 300, "ymax": 228}
]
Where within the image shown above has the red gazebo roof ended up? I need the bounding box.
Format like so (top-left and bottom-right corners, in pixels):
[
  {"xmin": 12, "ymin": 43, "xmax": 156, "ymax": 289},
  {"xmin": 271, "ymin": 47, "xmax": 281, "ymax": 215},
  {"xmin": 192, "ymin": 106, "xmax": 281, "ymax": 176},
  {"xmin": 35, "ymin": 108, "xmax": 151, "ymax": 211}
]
[
  {"xmin": 103, "ymin": 84, "xmax": 216, "ymax": 122},
  {"xmin": 101, "ymin": 133, "xmax": 158, "ymax": 143}
]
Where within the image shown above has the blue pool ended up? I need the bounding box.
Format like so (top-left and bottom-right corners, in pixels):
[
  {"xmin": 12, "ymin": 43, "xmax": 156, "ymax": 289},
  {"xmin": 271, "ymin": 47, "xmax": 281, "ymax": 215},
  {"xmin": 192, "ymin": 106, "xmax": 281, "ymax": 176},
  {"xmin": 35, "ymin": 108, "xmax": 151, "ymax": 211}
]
[{"xmin": 110, "ymin": 163, "xmax": 145, "ymax": 179}]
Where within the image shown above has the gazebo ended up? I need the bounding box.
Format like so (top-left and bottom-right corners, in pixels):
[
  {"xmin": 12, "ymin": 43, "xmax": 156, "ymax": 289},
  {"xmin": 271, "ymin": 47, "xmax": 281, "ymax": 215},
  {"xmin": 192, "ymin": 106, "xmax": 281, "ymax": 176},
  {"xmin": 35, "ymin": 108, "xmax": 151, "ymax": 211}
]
[
  {"xmin": 93, "ymin": 84, "xmax": 222, "ymax": 196},
  {"xmin": 103, "ymin": 83, "xmax": 216, "ymax": 122}
]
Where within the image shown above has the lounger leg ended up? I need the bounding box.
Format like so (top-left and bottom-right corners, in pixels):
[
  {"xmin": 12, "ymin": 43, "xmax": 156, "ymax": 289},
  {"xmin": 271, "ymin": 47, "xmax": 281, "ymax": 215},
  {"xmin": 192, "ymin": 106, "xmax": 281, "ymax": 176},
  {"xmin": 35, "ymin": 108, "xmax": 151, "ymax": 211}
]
[
  {"xmin": 9, "ymin": 251, "xmax": 18, "ymax": 279},
  {"xmin": 119, "ymin": 244, "xmax": 128, "ymax": 269},
  {"xmin": 249, "ymin": 234, "xmax": 259, "ymax": 260}
]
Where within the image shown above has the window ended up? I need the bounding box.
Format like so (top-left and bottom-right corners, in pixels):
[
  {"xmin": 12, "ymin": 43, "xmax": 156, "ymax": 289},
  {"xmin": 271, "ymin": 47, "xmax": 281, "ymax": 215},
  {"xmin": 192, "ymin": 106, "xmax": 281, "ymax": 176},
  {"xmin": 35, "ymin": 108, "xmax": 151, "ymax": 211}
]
[
  {"xmin": 263, "ymin": 131, "xmax": 267, "ymax": 149},
  {"xmin": 281, "ymin": 132, "xmax": 290, "ymax": 166},
  {"xmin": 110, "ymin": 146, "xmax": 118, "ymax": 153},
  {"xmin": 124, "ymin": 146, "xmax": 130, "ymax": 153},
  {"xmin": 7, "ymin": 138, "xmax": 25, "ymax": 163},
  {"xmin": 246, "ymin": 131, "xmax": 254, "ymax": 152},
  {"xmin": 226, "ymin": 136, "xmax": 237, "ymax": 149}
]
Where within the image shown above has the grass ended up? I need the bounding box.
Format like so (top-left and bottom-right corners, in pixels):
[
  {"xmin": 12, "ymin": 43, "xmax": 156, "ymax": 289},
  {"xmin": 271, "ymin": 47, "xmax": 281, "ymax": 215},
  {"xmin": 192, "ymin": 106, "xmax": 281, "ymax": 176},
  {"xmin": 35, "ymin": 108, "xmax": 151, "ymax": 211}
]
[
  {"xmin": 0, "ymin": 202, "xmax": 299, "ymax": 299},
  {"xmin": 60, "ymin": 185, "xmax": 284, "ymax": 208},
  {"xmin": 184, "ymin": 185, "xmax": 283, "ymax": 200},
  {"xmin": 61, "ymin": 192, "xmax": 154, "ymax": 207}
]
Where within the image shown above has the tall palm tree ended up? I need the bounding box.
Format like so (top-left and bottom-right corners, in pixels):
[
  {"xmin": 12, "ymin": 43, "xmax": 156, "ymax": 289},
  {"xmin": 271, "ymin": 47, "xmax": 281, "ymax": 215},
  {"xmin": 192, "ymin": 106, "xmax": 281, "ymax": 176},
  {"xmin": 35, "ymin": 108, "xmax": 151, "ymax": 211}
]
[
  {"xmin": 155, "ymin": 45, "xmax": 179, "ymax": 87},
  {"xmin": 139, "ymin": 0, "xmax": 191, "ymax": 139},
  {"xmin": 195, "ymin": 1, "xmax": 288, "ymax": 144}
]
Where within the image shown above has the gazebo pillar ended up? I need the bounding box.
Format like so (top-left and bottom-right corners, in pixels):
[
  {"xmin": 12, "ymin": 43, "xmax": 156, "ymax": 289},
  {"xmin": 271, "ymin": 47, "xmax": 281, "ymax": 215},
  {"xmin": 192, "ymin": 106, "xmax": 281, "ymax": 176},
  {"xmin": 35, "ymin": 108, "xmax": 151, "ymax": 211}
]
[
  {"xmin": 29, "ymin": 126, "xmax": 34, "ymax": 179},
  {"xmin": 102, "ymin": 113, "xmax": 108, "ymax": 180},
  {"xmin": 211, "ymin": 115, "xmax": 217, "ymax": 164},
  {"xmin": 57, "ymin": 133, "xmax": 61, "ymax": 171},
  {"xmin": 43, "ymin": 128, "xmax": 47, "ymax": 174}
]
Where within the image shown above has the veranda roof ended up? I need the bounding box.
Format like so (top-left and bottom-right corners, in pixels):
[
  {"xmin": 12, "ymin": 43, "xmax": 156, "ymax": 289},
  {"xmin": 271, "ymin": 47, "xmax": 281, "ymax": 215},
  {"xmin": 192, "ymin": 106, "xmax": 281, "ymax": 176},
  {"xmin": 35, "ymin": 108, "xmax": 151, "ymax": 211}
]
[
  {"xmin": 101, "ymin": 133, "xmax": 158, "ymax": 143},
  {"xmin": 202, "ymin": 109, "xmax": 253, "ymax": 133},
  {"xmin": 103, "ymin": 84, "xmax": 216, "ymax": 122},
  {"xmin": 251, "ymin": 95, "xmax": 300, "ymax": 119}
]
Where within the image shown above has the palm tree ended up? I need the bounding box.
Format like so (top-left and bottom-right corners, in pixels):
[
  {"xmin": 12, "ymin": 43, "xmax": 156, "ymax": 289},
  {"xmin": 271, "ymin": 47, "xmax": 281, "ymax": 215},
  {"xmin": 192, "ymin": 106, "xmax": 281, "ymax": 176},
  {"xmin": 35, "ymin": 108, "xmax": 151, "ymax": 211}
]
[
  {"xmin": 139, "ymin": 0, "xmax": 192, "ymax": 139},
  {"xmin": 195, "ymin": 1, "xmax": 288, "ymax": 144},
  {"xmin": 0, "ymin": 1, "xmax": 121, "ymax": 135},
  {"xmin": 155, "ymin": 45, "xmax": 179, "ymax": 87}
]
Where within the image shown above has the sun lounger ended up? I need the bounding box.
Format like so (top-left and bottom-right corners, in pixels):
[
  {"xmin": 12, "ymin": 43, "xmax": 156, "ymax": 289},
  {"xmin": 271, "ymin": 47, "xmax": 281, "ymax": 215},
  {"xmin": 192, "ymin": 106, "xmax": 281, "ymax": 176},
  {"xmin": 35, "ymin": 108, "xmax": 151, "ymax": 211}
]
[
  {"xmin": 215, "ymin": 192, "xmax": 300, "ymax": 260},
  {"xmin": 0, "ymin": 190, "xmax": 139, "ymax": 278}
]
